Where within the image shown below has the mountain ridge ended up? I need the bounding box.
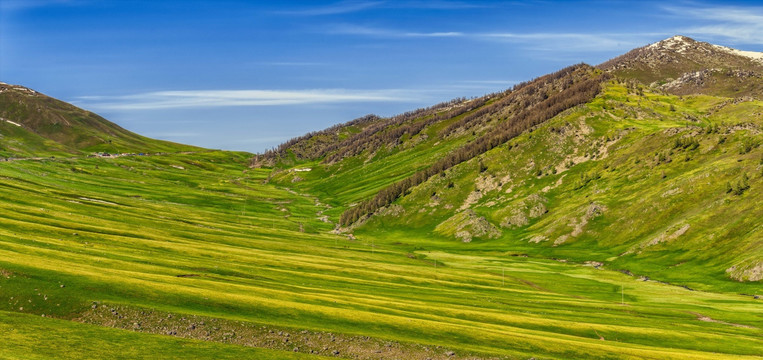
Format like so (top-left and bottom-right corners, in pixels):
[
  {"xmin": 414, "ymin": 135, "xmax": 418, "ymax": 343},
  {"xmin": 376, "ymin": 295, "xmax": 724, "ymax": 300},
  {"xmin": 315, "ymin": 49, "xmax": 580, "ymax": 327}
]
[
  {"xmin": 1, "ymin": 36, "xmax": 759, "ymax": 288},
  {"xmin": 261, "ymin": 36, "xmax": 762, "ymax": 169},
  {"xmin": 262, "ymin": 36, "xmax": 762, "ymax": 288}
]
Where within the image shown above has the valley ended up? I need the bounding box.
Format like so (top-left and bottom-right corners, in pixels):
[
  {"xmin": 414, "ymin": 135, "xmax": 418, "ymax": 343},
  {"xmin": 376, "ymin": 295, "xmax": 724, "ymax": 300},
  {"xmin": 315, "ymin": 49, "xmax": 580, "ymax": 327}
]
[
  {"xmin": 0, "ymin": 35, "xmax": 761, "ymax": 359},
  {"xmin": 0, "ymin": 150, "xmax": 760, "ymax": 359}
]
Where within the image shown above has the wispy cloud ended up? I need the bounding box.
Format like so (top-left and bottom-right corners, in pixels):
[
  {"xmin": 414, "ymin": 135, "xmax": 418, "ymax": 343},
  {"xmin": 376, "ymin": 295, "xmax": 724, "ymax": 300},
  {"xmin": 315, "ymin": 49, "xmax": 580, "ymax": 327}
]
[
  {"xmin": 74, "ymin": 89, "xmax": 423, "ymax": 111},
  {"xmin": 481, "ymin": 32, "xmax": 661, "ymax": 52},
  {"xmin": 276, "ymin": 1, "xmax": 383, "ymax": 16},
  {"xmin": 327, "ymin": 24, "xmax": 661, "ymax": 51},
  {"xmin": 276, "ymin": 0, "xmax": 487, "ymax": 16},
  {"xmin": 327, "ymin": 24, "xmax": 464, "ymax": 38},
  {"xmin": 392, "ymin": 1, "xmax": 491, "ymax": 10},
  {"xmin": 665, "ymin": 4, "xmax": 763, "ymax": 44}
]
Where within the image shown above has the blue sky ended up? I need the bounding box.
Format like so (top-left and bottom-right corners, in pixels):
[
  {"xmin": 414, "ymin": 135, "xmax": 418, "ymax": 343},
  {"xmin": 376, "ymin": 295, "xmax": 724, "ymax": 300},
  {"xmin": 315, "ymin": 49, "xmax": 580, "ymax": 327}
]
[{"xmin": 2, "ymin": 0, "xmax": 762, "ymax": 152}]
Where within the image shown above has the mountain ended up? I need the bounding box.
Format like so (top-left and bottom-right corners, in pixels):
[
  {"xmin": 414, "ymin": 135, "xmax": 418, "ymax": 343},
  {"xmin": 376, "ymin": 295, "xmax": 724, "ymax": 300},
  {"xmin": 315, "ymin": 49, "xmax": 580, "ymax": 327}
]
[
  {"xmin": 261, "ymin": 36, "xmax": 762, "ymax": 289},
  {"xmin": 0, "ymin": 82, "xmax": 200, "ymax": 158},
  {"xmin": 599, "ymin": 35, "xmax": 763, "ymax": 98}
]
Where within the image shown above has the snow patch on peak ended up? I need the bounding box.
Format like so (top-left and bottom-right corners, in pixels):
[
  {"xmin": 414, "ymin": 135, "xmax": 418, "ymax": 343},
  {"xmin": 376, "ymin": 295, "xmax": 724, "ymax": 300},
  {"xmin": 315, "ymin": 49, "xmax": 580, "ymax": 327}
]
[
  {"xmin": 667, "ymin": 35, "xmax": 691, "ymax": 42},
  {"xmin": 645, "ymin": 36, "xmax": 763, "ymax": 63},
  {"xmin": 647, "ymin": 35, "xmax": 693, "ymax": 53},
  {"xmin": 711, "ymin": 44, "xmax": 763, "ymax": 63}
]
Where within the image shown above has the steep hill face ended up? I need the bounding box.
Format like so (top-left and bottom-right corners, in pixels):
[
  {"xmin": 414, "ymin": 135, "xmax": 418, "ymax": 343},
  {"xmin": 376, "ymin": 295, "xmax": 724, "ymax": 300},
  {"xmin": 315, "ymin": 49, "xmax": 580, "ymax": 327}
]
[
  {"xmin": 599, "ymin": 35, "xmax": 763, "ymax": 98},
  {"xmin": 266, "ymin": 64, "xmax": 607, "ymax": 209},
  {"xmin": 0, "ymin": 82, "xmax": 199, "ymax": 157},
  {"xmin": 259, "ymin": 64, "xmax": 605, "ymax": 167},
  {"xmin": 364, "ymin": 82, "xmax": 761, "ymax": 290},
  {"xmin": 262, "ymin": 36, "xmax": 762, "ymax": 290}
]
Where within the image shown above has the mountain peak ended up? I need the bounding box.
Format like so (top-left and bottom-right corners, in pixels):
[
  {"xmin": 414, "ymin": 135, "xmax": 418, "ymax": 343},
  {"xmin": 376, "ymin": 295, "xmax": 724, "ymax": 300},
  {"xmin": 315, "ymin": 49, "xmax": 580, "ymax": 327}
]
[
  {"xmin": 598, "ymin": 35, "xmax": 763, "ymax": 93},
  {"xmin": 646, "ymin": 35, "xmax": 696, "ymax": 53},
  {"xmin": 643, "ymin": 35, "xmax": 763, "ymax": 63}
]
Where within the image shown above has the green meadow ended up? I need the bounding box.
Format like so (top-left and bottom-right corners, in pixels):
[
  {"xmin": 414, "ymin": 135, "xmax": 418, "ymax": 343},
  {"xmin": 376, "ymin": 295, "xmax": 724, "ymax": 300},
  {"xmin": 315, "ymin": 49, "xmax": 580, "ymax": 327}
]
[{"xmin": 0, "ymin": 133, "xmax": 761, "ymax": 359}]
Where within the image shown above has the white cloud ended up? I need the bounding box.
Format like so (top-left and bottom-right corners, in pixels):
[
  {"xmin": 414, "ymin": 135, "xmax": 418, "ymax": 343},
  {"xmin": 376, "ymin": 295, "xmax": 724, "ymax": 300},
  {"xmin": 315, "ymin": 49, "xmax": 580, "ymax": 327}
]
[
  {"xmin": 74, "ymin": 89, "xmax": 423, "ymax": 111},
  {"xmin": 276, "ymin": 1, "xmax": 383, "ymax": 16},
  {"xmin": 328, "ymin": 24, "xmax": 661, "ymax": 51},
  {"xmin": 327, "ymin": 24, "xmax": 464, "ymax": 38},
  {"xmin": 277, "ymin": 0, "xmax": 487, "ymax": 16},
  {"xmin": 480, "ymin": 32, "xmax": 642, "ymax": 51},
  {"xmin": 309, "ymin": 2, "xmax": 763, "ymax": 47},
  {"xmin": 665, "ymin": 4, "xmax": 763, "ymax": 44},
  {"xmin": 394, "ymin": 1, "xmax": 490, "ymax": 10},
  {"xmin": 408, "ymin": 31, "xmax": 464, "ymax": 37}
]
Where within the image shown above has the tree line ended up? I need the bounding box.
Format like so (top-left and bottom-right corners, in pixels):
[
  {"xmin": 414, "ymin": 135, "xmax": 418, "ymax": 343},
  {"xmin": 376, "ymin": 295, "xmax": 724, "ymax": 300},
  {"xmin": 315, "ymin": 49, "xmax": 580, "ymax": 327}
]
[
  {"xmin": 340, "ymin": 64, "xmax": 609, "ymax": 226},
  {"xmin": 252, "ymin": 96, "xmax": 485, "ymax": 167},
  {"xmin": 323, "ymin": 96, "xmax": 493, "ymax": 163},
  {"xmin": 439, "ymin": 64, "xmax": 590, "ymax": 138},
  {"xmin": 251, "ymin": 114, "xmax": 381, "ymax": 167}
]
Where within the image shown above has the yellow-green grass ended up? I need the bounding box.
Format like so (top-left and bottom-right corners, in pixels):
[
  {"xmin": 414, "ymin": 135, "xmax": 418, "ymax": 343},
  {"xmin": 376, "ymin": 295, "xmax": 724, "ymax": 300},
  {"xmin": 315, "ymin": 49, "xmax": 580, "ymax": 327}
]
[
  {"xmin": 365, "ymin": 82, "xmax": 762, "ymax": 293},
  {"xmin": 269, "ymin": 100, "xmax": 491, "ymax": 210},
  {"xmin": 0, "ymin": 310, "xmax": 325, "ymax": 360},
  {"xmin": 0, "ymin": 149, "xmax": 761, "ymax": 359}
]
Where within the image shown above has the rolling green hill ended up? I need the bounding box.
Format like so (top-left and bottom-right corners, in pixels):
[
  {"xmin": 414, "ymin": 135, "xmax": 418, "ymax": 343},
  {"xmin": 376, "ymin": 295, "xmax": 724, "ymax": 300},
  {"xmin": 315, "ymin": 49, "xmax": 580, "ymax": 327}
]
[
  {"xmin": 1, "ymin": 36, "xmax": 761, "ymax": 359},
  {"xmin": 0, "ymin": 82, "xmax": 200, "ymax": 158}
]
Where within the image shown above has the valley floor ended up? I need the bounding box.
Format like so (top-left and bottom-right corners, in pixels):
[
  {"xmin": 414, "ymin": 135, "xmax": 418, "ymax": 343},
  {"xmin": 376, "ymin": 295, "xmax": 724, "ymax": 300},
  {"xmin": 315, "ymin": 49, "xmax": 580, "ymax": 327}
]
[{"xmin": 0, "ymin": 152, "xmax": 761, "ymax": 359}]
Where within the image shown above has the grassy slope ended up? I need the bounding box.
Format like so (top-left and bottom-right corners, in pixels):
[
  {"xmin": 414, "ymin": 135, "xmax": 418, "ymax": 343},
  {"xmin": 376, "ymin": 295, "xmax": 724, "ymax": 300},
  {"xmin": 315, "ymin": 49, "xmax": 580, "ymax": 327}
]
[
  {"xmin": 0, "ymin": 85, "xmax": 200, "ymax": 157},
  {"xmin": 268, "ymin": 66, "xmax": 602, "ymax": 213},
  {"xmin": 270, "ymin": 103, "xmax": 478, "ymax": 214},
  {"xmin": 364, "ymin": 80, "xmax": 762, "ymax": 293},
  {"xmin": 0, "ymin": 311, "xmax": 322, "ymax": 360},
  {"xmin": 0, "ymin": 121, "xmax": 74, "ymax": 158},
  {"xmin": 1, "ymin": 149, "xmax": 761, "ymax": 359}
]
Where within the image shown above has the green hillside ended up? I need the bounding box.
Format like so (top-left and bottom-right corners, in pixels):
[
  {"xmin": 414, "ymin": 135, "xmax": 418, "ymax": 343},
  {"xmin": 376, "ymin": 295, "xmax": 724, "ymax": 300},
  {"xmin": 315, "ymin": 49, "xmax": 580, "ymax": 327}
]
[
  {"xmin": 362, "ymin": 80, "xmax": 762, "ymax": 291},
  {"xmin": 0, "ymin": 82, "xmax": 200, "ymax": 158},
  {"xmin": 1, "ymin": 36, "xmax": 761, "ymax": 359},
  {"xmin": 263, "ymin": 37, "xmax": 761, "ymax": 293}
]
